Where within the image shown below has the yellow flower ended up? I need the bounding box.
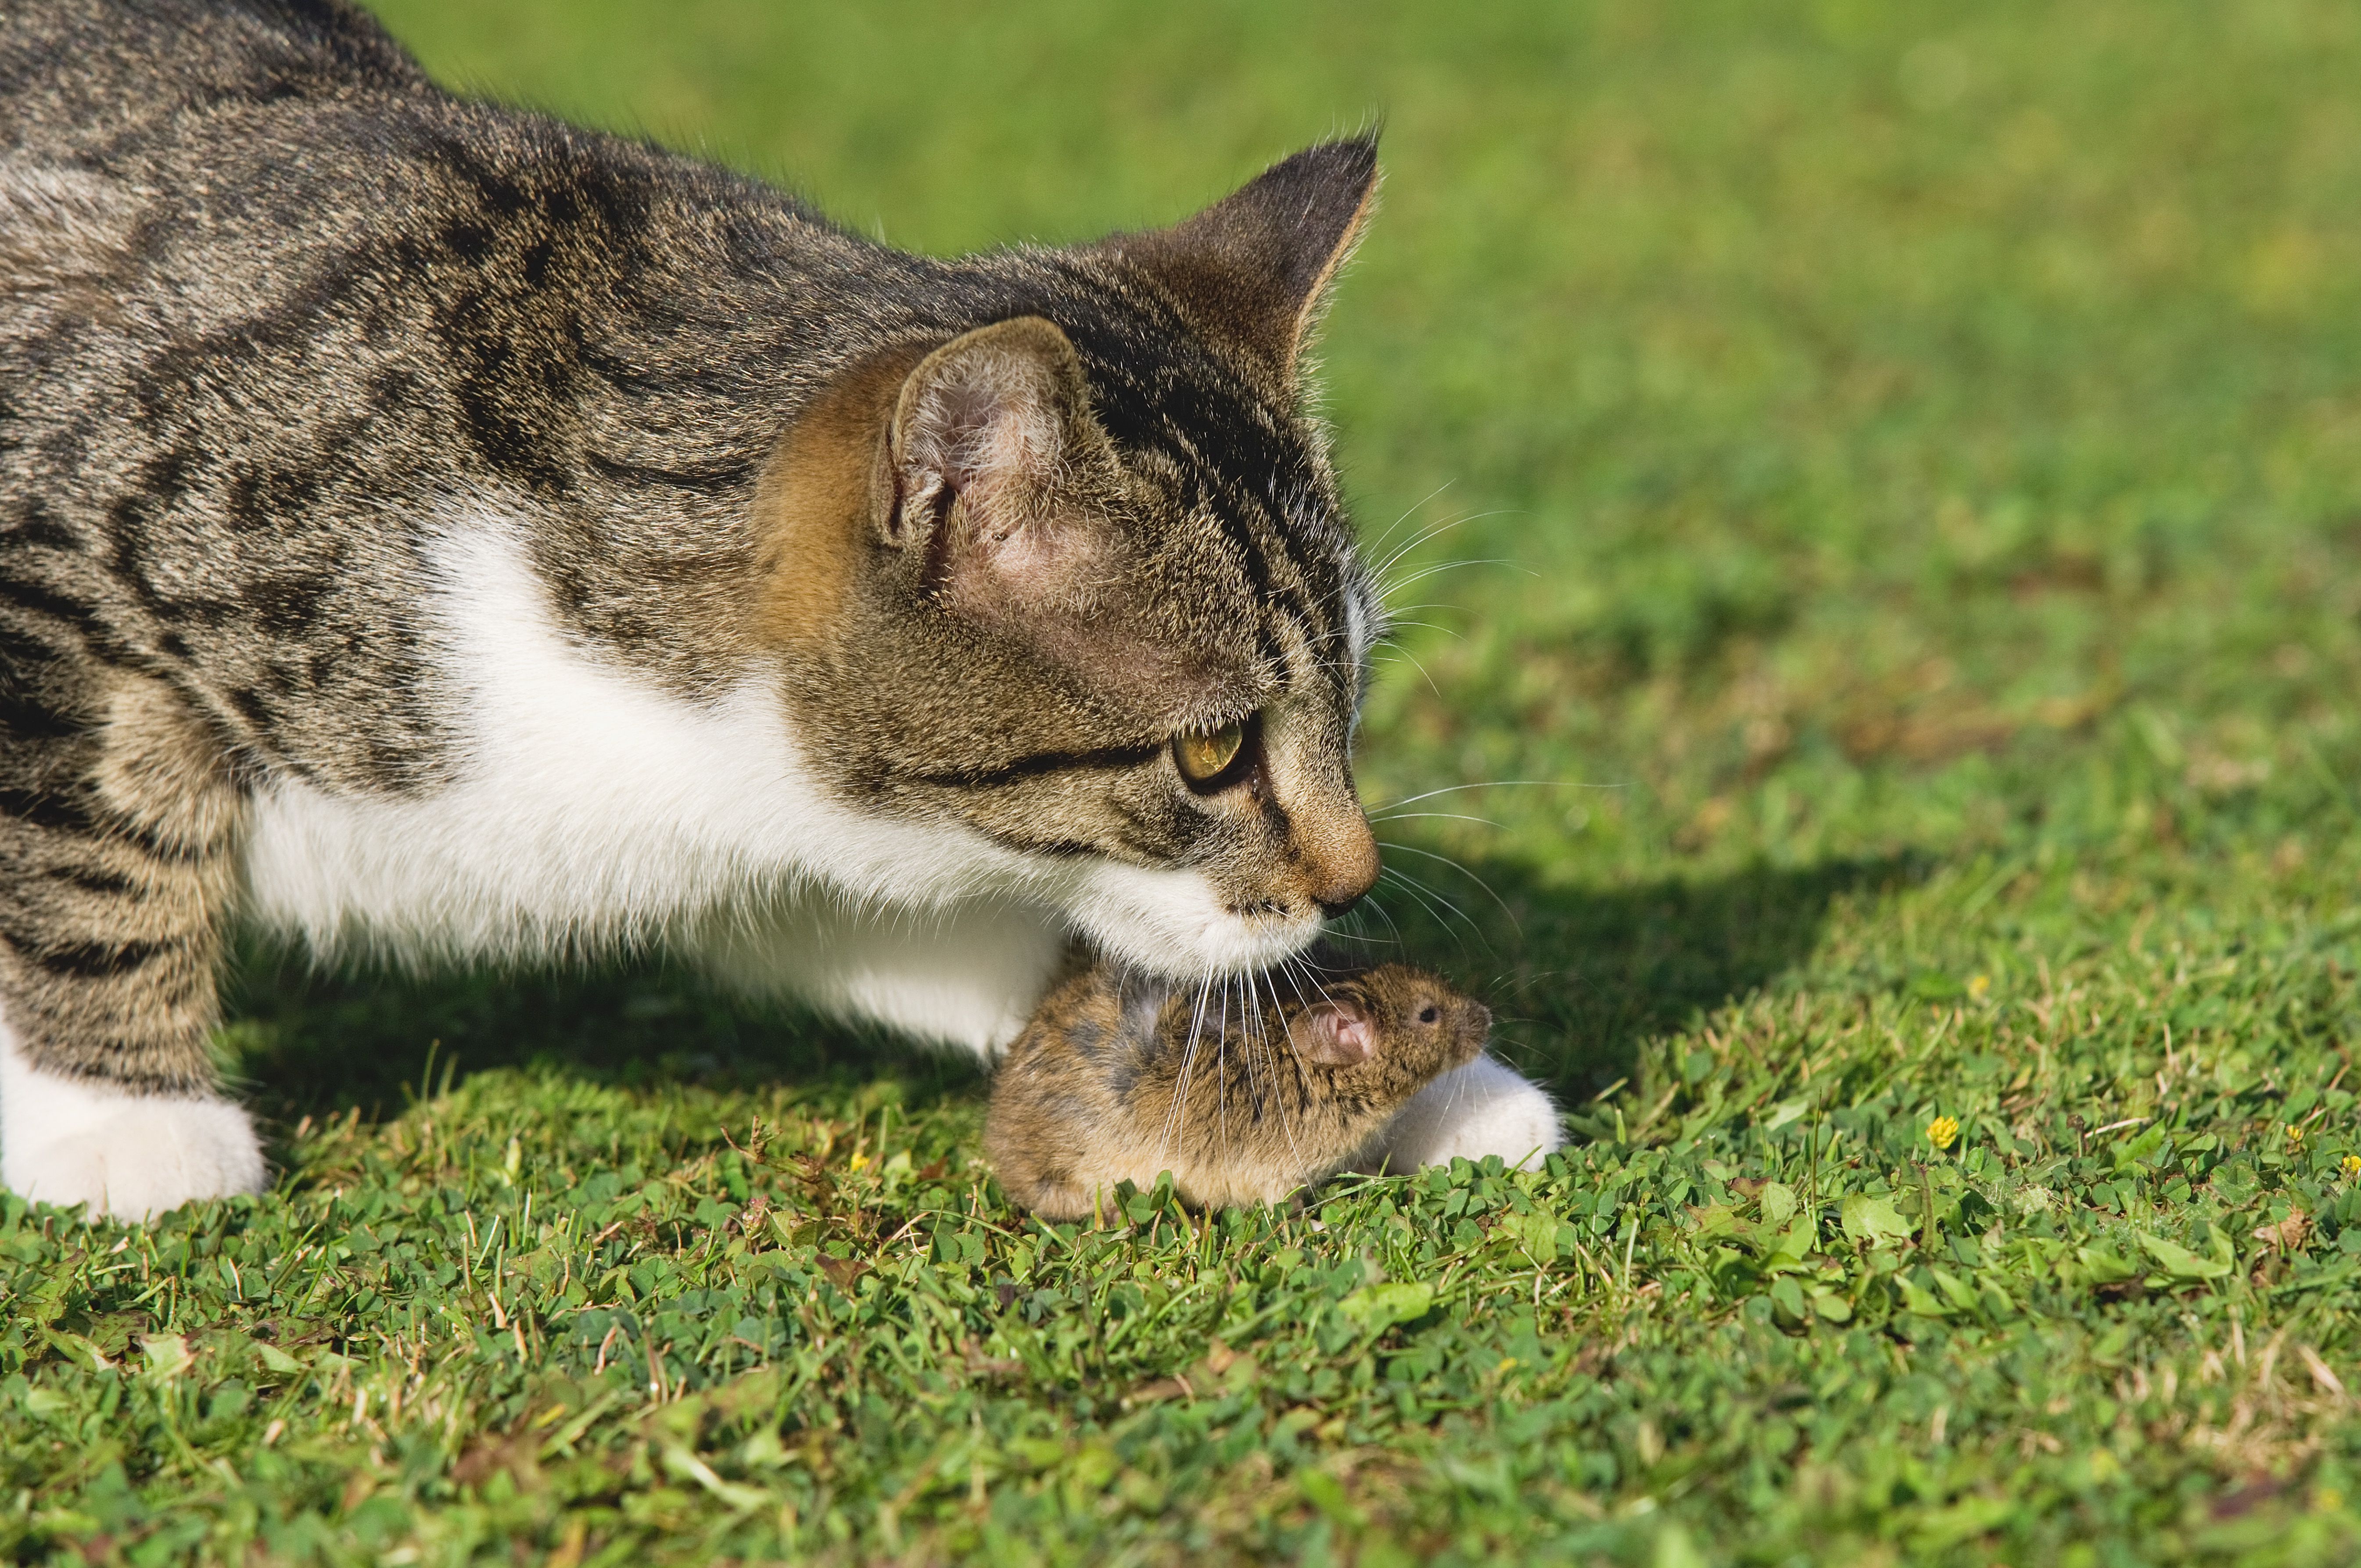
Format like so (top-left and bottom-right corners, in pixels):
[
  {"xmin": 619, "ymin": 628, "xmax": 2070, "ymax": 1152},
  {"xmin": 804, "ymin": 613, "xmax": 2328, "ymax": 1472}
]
[
  {"xmin": 1967, "ymin": 974, "xmax": 1991, "ymax": 1001},
  {"xmin": 847, "ymin": 1152, "xmax": 872, "ymax": 1172},
  {"xmin": 2287, "ymin": 1123, "xmax": 2306, "ymax": 1145},
  {"xmin": 1926, "ymin": 1116, "xmax": 1960, "ymax": 1152},
  {"xmin": 2340, "ymin": 1154, "xmax": 2360, "ymax": 1181}
]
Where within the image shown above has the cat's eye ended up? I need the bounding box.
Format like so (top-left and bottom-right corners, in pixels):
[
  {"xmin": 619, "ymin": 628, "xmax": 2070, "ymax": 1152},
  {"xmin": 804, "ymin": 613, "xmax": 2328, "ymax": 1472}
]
[
  {"xmin": 1417, "ymin": 1004, "xmax": 1440, "ymax": 1024},
  {"xmin": 1173, "ymin": 718, "xmax": 1249, "ymax": 790}
]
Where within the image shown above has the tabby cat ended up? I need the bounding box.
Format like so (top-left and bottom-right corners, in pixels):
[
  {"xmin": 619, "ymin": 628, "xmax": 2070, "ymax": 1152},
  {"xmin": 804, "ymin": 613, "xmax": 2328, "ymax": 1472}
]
[{"xmin": 0, "ymin": 0, "xmax": 1562, "ymax": 1217}]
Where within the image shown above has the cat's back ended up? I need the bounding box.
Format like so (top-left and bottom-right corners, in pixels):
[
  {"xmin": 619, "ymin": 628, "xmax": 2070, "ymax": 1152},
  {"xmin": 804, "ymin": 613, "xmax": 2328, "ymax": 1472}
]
[{"xmin": 1, "ymin": 0, "xmax": 430, "ymax": 161}]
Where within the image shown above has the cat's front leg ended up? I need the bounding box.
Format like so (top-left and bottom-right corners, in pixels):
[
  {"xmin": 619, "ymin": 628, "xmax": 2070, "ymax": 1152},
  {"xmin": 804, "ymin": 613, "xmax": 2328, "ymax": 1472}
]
[
  {"xmin": 0, "ymin": 678, "xmax": 265, "ymax": 1219},
  {"xmin": 1360, "ymin": 1055, "xmax": 1564, "ymax": 1173},
  {"xmin": 692, "ymin": 893, "xmax": 1072, "ymax": 1059}
]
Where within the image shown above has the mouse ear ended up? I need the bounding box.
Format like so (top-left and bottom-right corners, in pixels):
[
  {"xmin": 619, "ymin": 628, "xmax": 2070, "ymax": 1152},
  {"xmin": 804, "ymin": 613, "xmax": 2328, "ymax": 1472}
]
[{"xmin": 1291, "ymin": 1000, "xmax": 1375, "ymax": 1066}]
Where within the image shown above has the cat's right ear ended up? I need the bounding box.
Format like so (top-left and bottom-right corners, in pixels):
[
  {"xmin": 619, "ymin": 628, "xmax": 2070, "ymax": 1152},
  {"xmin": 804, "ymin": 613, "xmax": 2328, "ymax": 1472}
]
[
  {"xmin": 881, "ymin": 317, "xmax": 1116, "ymax": 617},
  {"xmin": 1290, "ymin": 1000, "xmax": 1376, "ymax": 1067}
]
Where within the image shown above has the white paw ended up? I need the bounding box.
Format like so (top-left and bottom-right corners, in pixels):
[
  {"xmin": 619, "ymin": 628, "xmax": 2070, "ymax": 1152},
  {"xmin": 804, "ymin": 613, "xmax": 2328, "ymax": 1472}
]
[
  {"xmin": 1364, "ymin": 1054, "xmax": 1564, "ymax": 1173},
  {"xmin": 1, "ymin": 1029, "xmax": 265, "ymax": 1220}
]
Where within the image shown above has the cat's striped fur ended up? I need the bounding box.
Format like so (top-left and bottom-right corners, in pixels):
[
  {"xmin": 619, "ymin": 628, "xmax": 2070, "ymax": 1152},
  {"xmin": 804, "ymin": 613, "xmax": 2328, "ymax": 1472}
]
[{"xmin": 0, "ymin": 0, "xmax": 1560, "ymax": 1216}]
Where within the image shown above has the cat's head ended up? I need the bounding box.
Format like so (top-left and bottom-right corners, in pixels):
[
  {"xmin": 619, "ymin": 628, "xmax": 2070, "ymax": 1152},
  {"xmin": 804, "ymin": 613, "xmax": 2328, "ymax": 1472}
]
[{"xmin": 757, "ymin": 139, "xmax": 1387, "ymax": 978}]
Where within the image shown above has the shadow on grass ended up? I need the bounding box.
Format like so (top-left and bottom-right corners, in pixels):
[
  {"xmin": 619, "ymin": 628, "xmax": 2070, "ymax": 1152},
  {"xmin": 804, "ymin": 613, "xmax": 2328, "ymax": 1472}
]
[
  {"xmin": 219, "ymin": 852, "xmax": 1911, "ymax": 1132},
  {"xmin": 1335, "ymin": 852, "xmax": 1917, "ymax": 1098},
  {"xmin": 220, "ymin": 942, "xmax": 983, "ymax": 1128}
]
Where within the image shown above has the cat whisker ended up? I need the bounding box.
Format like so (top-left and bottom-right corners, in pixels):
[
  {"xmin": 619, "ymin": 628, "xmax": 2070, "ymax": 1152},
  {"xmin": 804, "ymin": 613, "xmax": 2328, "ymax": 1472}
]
[
  {"xmin": 1376, "ymin": 555, "xmax": 1525, "ymax": 602},
  {"xmin": 1373, "ymin": 618, "xmax": 1465, "ymax": 642},
  {"xmin": 1301, "ymin": 585, "xmax": 1471, "ymax": 647},
  {"xmin": 1375, "ymin": 865, "xmax": 1485, "ymax": 946},
  {"xmin": 1364, "ymin": 513, "xmax": 1473, "ymax": 591},
  {"xmin": 1240, "ymin": 969, "xmax": 1274, "ymax": 1125},
  {"xmin": 1246, "ymin": 965, "xmax": 1305, "ymax": 1167},
  {"xmin": 1368, "ymin": 508, "xmax": 1507, "ymax": 586},
  {"xmin": 1367, "ymin": 875, "xmax": 1454, "ymax": 940},
  {"xmin": 1215, "ymin": 975, "xmax": 1233, "ymax": 1157},
  {"xmin": 1365, "ymin": 504, "xmax": 1503, "ymax": 560},
  {"xmin": 1234, "ymin": 970, "xmax": 1267, "ymax": 1127},
  {"xmin": 1277, "ymin": 954, "xmax": 1350, "ymax": 1118},
  {"xmin": 1279, "ymin": 954, "xmax": 1333, "ymax": 1009},
  {"xmin": 1327, "ymin": 893, "xmax": 1404, "ymax": 950},
  {"xmin": 1374, "ymin": 840, "xmax": 1522, "ymax": 937},
  {"xmin": 1370, "ymin": 524, "xmax": 1516, "ymax": 597},
  {"xmin": 1362, "ymin": 600, "xmax": 1462, "ymax": 618},
  {"xmin": 1363, "ymin": 779, "xmax": 1626, "ymax": 814},
  {"xmin": 1358, "ymin": 481, "xmax": 1459, "ymax": 565},
  {"xmin": 1157, "ymin": 971, "xmax": 1216, "ymax": 1169},
  {"xmin": 1274, "ymin": 956, "xmax": 1310, "ymax": 1012},
  {"xmin": 1376, "ymin": 639, "xmax": 1446, "ymax": 701},
  {"xmin": 1364, "ymin": 810, "xmax": 1501, "ymax": 829}
]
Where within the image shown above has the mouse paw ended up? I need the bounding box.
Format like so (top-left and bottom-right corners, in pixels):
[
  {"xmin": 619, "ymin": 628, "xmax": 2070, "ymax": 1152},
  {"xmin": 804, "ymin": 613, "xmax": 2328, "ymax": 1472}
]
[
  {"xmin": 2, "ymin": 1044, "xmax": 264, "ymax": 1220},
  {"xmin": 1363, "ymin": 1055, "xmax": 1563, "ymax": 1173}
]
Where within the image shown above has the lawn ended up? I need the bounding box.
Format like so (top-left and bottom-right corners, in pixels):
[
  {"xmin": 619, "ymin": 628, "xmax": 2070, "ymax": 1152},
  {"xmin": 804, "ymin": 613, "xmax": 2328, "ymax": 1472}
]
[{"xmin": 9, "ymin": 0, "xmax": 2361, "ymax": 1562}]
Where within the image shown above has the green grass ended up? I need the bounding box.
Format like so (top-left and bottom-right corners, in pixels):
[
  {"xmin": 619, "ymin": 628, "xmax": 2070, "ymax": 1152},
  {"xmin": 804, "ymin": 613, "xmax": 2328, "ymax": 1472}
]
[{"xmin": 11, "ymin": 0, "xmax": 2361, "ymax": 1561}]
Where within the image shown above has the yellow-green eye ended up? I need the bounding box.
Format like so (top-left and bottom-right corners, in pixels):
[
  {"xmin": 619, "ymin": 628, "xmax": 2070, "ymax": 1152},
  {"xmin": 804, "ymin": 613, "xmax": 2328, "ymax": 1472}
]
[{"xmin": 1173, "ymin": 719, "xmax": 1246, "ymax": 787}]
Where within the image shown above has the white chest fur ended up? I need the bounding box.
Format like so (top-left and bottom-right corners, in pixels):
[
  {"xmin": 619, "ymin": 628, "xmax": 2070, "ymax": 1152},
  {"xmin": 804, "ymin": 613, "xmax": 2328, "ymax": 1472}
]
[{"xmin": 240, "ymin": 521, "xmax": 1042, "ymax": 964}]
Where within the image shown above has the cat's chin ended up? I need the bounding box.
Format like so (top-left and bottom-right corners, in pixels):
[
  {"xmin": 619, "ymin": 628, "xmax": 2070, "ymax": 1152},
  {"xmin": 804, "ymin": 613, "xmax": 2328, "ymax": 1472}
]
[{"xmin": 1065, "ymin": 861, "xmax": 1324, "ymax": 979}]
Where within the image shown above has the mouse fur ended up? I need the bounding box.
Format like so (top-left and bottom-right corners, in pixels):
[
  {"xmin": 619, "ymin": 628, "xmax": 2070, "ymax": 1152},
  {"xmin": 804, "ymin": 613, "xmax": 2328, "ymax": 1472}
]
[{"xmin": 986, "ymin": 951, "xmax": 1491, "ymax": 1217}]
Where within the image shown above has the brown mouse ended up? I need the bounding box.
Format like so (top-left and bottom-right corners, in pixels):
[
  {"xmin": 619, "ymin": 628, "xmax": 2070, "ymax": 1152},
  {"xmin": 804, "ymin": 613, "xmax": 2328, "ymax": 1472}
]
[{"xmin": 985, "ymin": 952, "xmax": 1491, "ymax": 1217}]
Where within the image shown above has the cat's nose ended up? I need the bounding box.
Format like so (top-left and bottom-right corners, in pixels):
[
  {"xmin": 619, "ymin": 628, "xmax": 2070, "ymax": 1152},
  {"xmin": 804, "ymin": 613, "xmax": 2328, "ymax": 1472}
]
[
  {"xmin": 1306, "ymin": 818, "xmax": 1379, "ymax": 915},
  {"xmin": 1285, "ymin": 790, "xmax": 1378, "ymax": 915},
  {"xmin": 1263, "ymin": 737, "xmax": 1380, "ymax": 914}
]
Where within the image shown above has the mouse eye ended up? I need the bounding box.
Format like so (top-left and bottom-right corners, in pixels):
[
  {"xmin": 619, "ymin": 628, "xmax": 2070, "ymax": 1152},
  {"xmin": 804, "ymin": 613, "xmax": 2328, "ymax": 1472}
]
[{"xmin": 1417, "ymin": 1004, "xmax": 1440, "ymax": 1024}]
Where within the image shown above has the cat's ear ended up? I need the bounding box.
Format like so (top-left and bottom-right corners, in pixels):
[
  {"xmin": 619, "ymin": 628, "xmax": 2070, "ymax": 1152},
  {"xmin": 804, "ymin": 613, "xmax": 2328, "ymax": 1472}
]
[
  {"xmin": 1106, "ymin": 136, "xmax": 1380, "ymax": 383},
  {"xmin": 882, "ymin": 316, "xmax": 1114, "ymax": 614},
  {"xmin": 1291, "ymin": 999, "xmax": 1377, "ymax": 1067}
]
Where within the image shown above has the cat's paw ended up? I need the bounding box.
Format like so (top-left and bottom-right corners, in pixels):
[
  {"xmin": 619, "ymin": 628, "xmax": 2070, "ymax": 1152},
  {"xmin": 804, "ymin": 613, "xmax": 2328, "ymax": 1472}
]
[
  {"xmin": 0, "ymin": 1045, "xmax": 264, "ymax": 1220},
  {"xmin": 1364, "ymin": 1055, "xmax": 1564, "ymax": 1173}
]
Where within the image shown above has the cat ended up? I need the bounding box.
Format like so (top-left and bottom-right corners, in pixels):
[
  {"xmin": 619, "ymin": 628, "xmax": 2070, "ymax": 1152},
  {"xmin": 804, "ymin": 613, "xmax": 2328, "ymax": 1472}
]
[
  {"xmin": 987, "ymin": 947, "xmax": 1494, "ymax": 1218},
  {"xmin": 0, "ymin": 0, "xmax": 1563, "ymax": 1218}
]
